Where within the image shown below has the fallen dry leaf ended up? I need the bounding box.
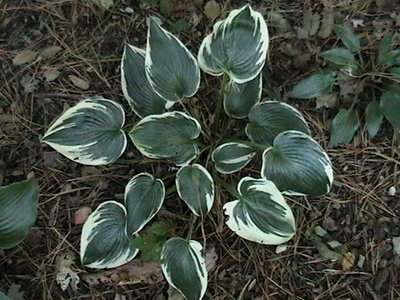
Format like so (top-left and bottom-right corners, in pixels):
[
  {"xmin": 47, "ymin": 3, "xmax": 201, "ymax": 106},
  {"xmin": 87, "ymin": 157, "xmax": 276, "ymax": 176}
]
[
  {"xmin": 316, "ymin": 94, "xmax": 338, "ymax": 109},
  {"xmin": 392, "ymin": 236, "xmax": 400, "ymax": 256},
  {"xmin": 114, "ymin": 294, "xmax": 127, "ymax": 300},
  {"xmin": 92, "ymin": 0, "xmax": 114, "ymax": 9},
  {"xmin": 69, "ymin": 75, "xmax": 90, "ymax": 90},
  {"xmin": 82, "ymin": 260, "xmax": 163, "ymax": 286},
  {"xmin": 20, "ymin": 74, "xmax": 39, "ymax": 94},
  {"xmin": 56, "ymin": 253, "xmax": 80, "ymax": 291},
  {"xmin": 12, "ymin": 49, "xmax": 38, "ymax": 65},
  {"xmin": 387, "ymin": 186, "xmax": 396, "ymax": 196},
  {"xmin": 303, "ymin": 9, "xmax": 320, "ymax": 37},
  {"xmin": 205, "ymin": 246, "xmax": 218, "ymax": 272},
  {"xmin": 341, "ymin": 252, "xmax": 356, "ymax": 271},
  {"xmin": 204, "ymin": 0, "xmax": 221, "ymax": 20},
  {"xmin": 74, "ymin": 207, "xmax": 92, "ymax": 225},
  {"xmin": 43, "ymin": 69, "xmax": 60, "ymax": 82},
  {"xmin": 339, "ymin": 80, "xmax": 364, "ymax": 103},
  {"xmin": 39, "ymin": 46, "xmax": 61, "ymax": 59},
  {"xmin": 168, "ymin": 287, "xmax": 185, "ymax": 300},
  {"xmin": 268, "ymin": 11, "xmax": 291, "ymax": 33},
  {"xmin": 318, "ymin": 8, "xmax": 334, "ymax": 38},
  {"xmin": 350, "ymin": 19, "xmax": 365, "ymax": 28},
  {"xmin": 376, "ymin": 0, "xmax": 397, "ymax": 11},
  {"xmin": 275, "ymin": 244, "xmax": 288, "ymax": 254}
]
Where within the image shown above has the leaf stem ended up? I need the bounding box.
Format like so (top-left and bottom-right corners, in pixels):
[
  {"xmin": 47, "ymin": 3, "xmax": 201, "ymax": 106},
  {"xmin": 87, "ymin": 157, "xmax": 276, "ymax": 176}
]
[
  {"xmin": 214, "ymin": 175, "xmax": 240, "ymax": 199},
  {"xmin": 212, "ymin": 73, "xmax": 229, "ymax": 133},
  {"xmin": 186, "ymin": 214, "xmax": 197, "ymax": 240}
]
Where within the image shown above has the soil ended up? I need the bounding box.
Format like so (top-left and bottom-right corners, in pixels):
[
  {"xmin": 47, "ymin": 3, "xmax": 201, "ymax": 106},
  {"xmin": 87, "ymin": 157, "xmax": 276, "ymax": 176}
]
[{"xmin": 1, "ymin": 0, "xmax": 399, "ymax": 299}]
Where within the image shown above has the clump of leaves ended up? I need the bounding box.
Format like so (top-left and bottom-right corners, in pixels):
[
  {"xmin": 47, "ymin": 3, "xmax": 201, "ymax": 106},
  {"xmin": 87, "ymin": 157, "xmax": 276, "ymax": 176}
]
[
  {"xmin": 290, "ymin": 24, "xmax": 400, "ymax": 145},
  {"xmin": 131, "ymin": 221, "xmax": 169, "ymax": 261},
  {"xmin": 42, "ymin": 5, "xmax": 333, "ymax": 299}
]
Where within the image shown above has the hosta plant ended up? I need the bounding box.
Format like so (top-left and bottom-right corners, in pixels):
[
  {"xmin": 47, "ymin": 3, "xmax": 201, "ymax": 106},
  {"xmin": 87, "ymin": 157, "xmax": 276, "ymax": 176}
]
[
  {"xmin": 0, "ymin": 177, "xmax": 39, "ymax": 250},
  {"xmin": 289, "ymin": 24, "xmax": 400, "ymax": 145},
  {"xmin": 42, "ymin": 5, "xmax": 333, "ymax": 299}
]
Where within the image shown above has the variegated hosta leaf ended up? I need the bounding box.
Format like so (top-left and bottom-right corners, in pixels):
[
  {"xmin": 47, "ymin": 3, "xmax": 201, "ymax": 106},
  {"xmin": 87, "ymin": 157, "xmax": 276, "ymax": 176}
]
[
  {"xmin": 129, "ymin": 111, "xmax": 201, "ymax": 166},
  {"xmin": 246, "ymin": 101, "xmax": 310, "ymax": 146},
  {"xmin": 262, "ymin": 131, "xmax": 333, "ymax": 196},
  {"xmin": 42, "ymin": 98, "xmax": 127, "ymax": 165},
  {"xmin": 223, "ymin": 177, "xmax": 295, "ymax": 245},
  {"xmin": 198, "ymin": 5, "xmax": 269, "ymax": 84},
  {"xmin": 223, "ymin": 73, "xmax": 262, "ymax": 119},
  {"xmin": 146, "ymin": 18, "xmax": 200, "ymax": 102},
  {"xmin": 161, "ymin": 238, "xmax": 207, "ymax": 300},
  {"xmin": 125, "ymin": 173, "xmax": 165, "ymax": 235},
  {"xmin": 212, "ymin": 142, "xmax": 256, "ymax": 174},
  {"xmin": 121, "ymin": 44, "xmax": 169, "ymax": 118},
  {"xmin": 0, "ymin": 178, "xmax": 39, "ymax": 249},
  {"xmin": 0, "ymin": 291, "xmax": 12, "ymax": 300},
  {"xmin": 81, "ymin": 201, "xmax": 138, "ymax": 269},
  {"xmin": 176, "ymin": 164, "xmax": 214, "ymax": 216}
]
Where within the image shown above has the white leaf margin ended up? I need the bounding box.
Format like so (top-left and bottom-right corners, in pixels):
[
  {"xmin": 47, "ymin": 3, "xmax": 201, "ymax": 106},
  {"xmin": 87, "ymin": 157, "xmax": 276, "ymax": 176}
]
[
  {"xmin": 223, "ymin": 177, "xmax": 296, "ymax": 245},
  {"xmin": 198, "ymin": 5, "xmax": 269, "ymax": 84},
  {"xmin": 261, "ymin": 130, "xmax": 334, "ymax": 196},
  {"xmin": 80, "ymin": 201, "xmax": 138, "ymax": 269},
  {"xmin": 161, "ymin": 238, "xmax": 207, "ymax": 300},
  {"xmin": 130, "ymin": 111, "xmax": 202, "ymax": 166},
  {"xmin": 121, "ymin": 44, "xmax": 174, "ymax": 118},
  {"xmin": 175, "ymin": 164, "xmax": 214, "ymax": 216},
  {"xmin": 42, "ymin": 98, "xmax": 127, "ymax": 165},
  {"xmin": 124, "ymin": 172, "xmax": 165, "ymax": 235},
  {"xmin": 145, "ymin": 18, "xmax": 201, "ymax": 100},
  {"xmin": 212, "ymin": 142, "xmax": 257, "ymax": 174}
]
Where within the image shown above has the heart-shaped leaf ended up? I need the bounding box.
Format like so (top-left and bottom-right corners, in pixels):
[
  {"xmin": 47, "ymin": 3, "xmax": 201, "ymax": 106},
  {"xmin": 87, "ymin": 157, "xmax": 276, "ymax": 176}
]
[
  {"xmin": 223, "ymin": 177, "xmax": 295, "ymax": 245},
  {"xmin": 365, "ymin": 102, "xmax": 383, "ymax": 138},
  {"xmin": 198, "ymin": 5, "xmax": 269, "ymax": 84},
  {"xmin": 176, "ymin": 164, "xmax": 214, "ymax": 216},
  {"xmin": 125, "ymin": 173, "xmax": 165, "ymax": 235},
  {"xmin": 319, "ymin": 48, "xmax": 356, "ymax": 66},
  {"xmin": 121, "ymin": 44, "xmax": 169, "ymax": 118},
  {"xmin": 42, "ymin": 98, "xmax": 127, "ymax": 165},
  {"xmin": 380, "ymin": 87, "xmax": 400, "ymax": 131},
  {"xmin": 212, "ymin": 142, "xmax": 256, "ymax": 174},
  {"xmin": 223, "ymin": 73, "xmax": 262, "ymax": 118},
  {"xmin": 0, "ymin": 178, "xmax": 39, "ymax": 249},
  {"xmin": 262, "ymin": 131, "xmax": 333, "ymax": 196},
  {"xmin": 81, "ymin": 201, "xmax": 139, "ymax": 269},
  {"xmin": 146, "ymin": 18, "xmax": 200, "ymax": 102},
  {"xmin": 329, "ymin": 108, "xmax": 360, "ymax": 146},
  {"xmin": 289, "ymin": 73, "xmax": 336, "ymax": 99},
  {"xmin": 161, "ymin": 238, "xmax": 207, "ymax": 300},
  {"xmin": 246, "ymin": 101, "xmax": 310, "ymax": 146},
  {"xmin": 333, "ymin": 24, "xmax": 360, "ymax": 52},
  {"xmin": 129, "ymin": 111, "xmax": 201, "ymax": 166}
]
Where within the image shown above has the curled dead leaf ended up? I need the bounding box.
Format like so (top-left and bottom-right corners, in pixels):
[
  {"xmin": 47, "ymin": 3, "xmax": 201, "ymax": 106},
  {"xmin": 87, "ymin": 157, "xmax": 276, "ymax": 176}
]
[
  {"xmin": 82, "ymin": 260, "xmax": 163, "ymax": 286},
  {"xmin": 204, "ymin": 0, "xmax": 221, "ymax": 20},
  {"xmin": 40, "ymin": 46, "xmax": 62, "ymax": 59},
  {"xmin": 43, "ymin": 69, "xmax": 60, "ymax": 82},
  {"xmin": 12, "ymin": 50, "xmax": 38, "ymax": 65},
  {"xmin": 68, "ymin": 75, "xmax": 90, "ymax": 90},
  {"xmin": 56, "ymin": 253, "xmax": 80, "ymax": 291},
  {"xmin": 74, "ymin": 207, "xmax": 92, "ymax": 225},
  {"xmin": 341, "ymin": 252, "xmax": 356, "ymax": 271},
  {"xmin": 316, "ymin": 94, "xmax": 338, "ymax": 108}
]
